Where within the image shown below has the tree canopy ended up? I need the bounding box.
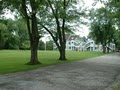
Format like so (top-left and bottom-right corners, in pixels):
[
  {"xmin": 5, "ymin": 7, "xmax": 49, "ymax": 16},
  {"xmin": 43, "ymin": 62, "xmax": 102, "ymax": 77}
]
[{"xmin": 89, "ymin": 0, "xmax": 120, "ymax": 52}]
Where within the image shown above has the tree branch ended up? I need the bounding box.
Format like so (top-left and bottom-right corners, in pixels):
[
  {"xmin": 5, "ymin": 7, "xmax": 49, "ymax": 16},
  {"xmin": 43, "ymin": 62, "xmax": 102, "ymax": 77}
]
[
  {"xmin": 62, "ymin": 0, "xmax": 66, "ymax": 44},
  {"xmin": 21, "ymin": 0, "xmax": 32, "ymax": 39},
  {"xmin": 39, "ymin": 23, "xmax": 60, "ymax": 49},
  {"xmin": 47, "ymin": 0, "xmax": 62, "ymax": 48}
]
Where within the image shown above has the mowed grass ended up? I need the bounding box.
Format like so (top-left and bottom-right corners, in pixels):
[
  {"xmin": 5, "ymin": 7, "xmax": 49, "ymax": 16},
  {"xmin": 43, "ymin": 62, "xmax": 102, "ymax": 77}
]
[
  {"xmin": 0, "ymin": 50, "xmax": 105, "ymax": 74},
  {"xmin": 112, "ymin": 82, "xmax": 120, "ymax": 90},
  {"xmin": 112, "ymin": 84, "xmax": 120, "ymax": 90}
]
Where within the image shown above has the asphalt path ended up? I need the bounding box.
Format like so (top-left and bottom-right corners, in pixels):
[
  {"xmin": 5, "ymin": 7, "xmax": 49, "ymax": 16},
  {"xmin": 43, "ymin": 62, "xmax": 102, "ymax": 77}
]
[{"xmin": 0, "ymin": 53, "xmax": 120, "ymax": 90}]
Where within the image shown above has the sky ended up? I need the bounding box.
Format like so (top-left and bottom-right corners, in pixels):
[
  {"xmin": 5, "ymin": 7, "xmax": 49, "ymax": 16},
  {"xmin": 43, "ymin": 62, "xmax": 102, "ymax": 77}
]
[
  {"xmin": 75, "ymin": 0, "xmax": 103, "ymax": 37},
  {"xmin": 1, "ymin": 9, "xmax": 15, "ymax": 19},
  {"xmin": 75, "ymin": 1, "xmax": 91, "ymax": 37}
]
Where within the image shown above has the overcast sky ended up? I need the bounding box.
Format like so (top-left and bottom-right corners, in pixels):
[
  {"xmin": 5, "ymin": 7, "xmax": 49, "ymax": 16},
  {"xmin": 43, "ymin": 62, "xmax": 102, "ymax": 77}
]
[{"xmin": 76, "ymin": 0, "xmax": 103, "ymax": 37}]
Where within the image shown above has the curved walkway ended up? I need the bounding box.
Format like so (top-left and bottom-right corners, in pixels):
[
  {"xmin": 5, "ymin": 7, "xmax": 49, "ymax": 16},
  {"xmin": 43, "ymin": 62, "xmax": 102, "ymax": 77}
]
[{"xmin": 0, "ymin": 53, "xmax": 120, "ymax": 90}]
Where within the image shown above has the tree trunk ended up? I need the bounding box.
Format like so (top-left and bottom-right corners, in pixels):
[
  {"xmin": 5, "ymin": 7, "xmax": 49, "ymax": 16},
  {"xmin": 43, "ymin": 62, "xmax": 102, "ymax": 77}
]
[
  {"xmin": 59, "ymin": 41, "xmax": 67, "ymax": 60},
  {"xmin": 59, "ymin": 0, "xmax": 67, "ymax": 60},
  {"xmin": 28, "ymin": 12, "xmax": 40, "ymax": 65},
  {"xmin": 22, "ymin": 0, "xmax": 40, "ymax": 65},
  {"xmin": 59, "ymin": 48, "xmax": 67, "ymax": 60},
  {"xmin": 107, "ymin": 47, "xmax": 109, "ymax": 53},
  {"xmin": 28, "ymin": 37, "xmax": 40, "ymax": 65},
  {"xmin": 45, "ymin": 0, "xmax": 67, "ymax": 61},
  {"xmin": 102, "ymin": 45, "xmax": 106, "ymax": 53}
]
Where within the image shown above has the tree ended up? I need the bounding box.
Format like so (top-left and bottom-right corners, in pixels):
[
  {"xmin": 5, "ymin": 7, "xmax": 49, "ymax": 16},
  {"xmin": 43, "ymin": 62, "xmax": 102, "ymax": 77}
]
[
  {"xmin": 21, "ymin": 0, "xmax": 42, "ymax": 64},
  {"xmin": 38, "ymin": 40, "xmax": 45, "ymax": 50},
  {"xmin": 5, "ymin": 35, "xmax": 20, "ymax": 49},
  {"xmin": 107, "ymin": 0, "xmax": 120, "ymax": 50},
  {"xmin": 98, "ymin": 0, "xmax": 120, "ymax": 50},
  {"xmin": 89, "ymin": 7, "xmax": 115, "ymax": 53},
  {"xmin": 46, "ymin": 40, "xmax": 53, "ymax": 50},
  {"xmin": 0, "ymin": 18, "xmax": 30, "ymax": 50},
  {"xmin": 4, "ymin": 19, "xmax": 20, "ymax": 49},
  {"xmin": 38, "ymin": 0, "xmax": 85, "ymax": 60},
  {"xmin": 16, "ymin": 19, "xmax": 30, "ymax": 49},
  {"xmin": 0, "ymin": 23, "xmax": 8, "ymax": 49},
  {"xmin": 0, "ymin": 0, "xmax": 6, "ymax": 15},
  {"xmin": 1, "ymin": 0, "xmax": 44, "ymax": 64},
  {"xmin": 114, "ymin": 31, "xmax": 120, "ymax": 50}
]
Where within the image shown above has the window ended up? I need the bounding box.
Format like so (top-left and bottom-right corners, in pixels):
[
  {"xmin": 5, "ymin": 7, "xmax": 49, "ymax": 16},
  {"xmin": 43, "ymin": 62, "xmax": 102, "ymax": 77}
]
[
  {"xmin": 69, "ymin": 47, "xmax": 71, "ymax": 49},
  {"xmin": 91, "ymin": 42, "xmax": 93, "ymax": 44},
  {"xmin": 69, "ymin": 42, "xmax": 71, "ymax": 44},
  {"xmin": 91, "ymin": 47, "xmax": 93, "ymax": 51}
]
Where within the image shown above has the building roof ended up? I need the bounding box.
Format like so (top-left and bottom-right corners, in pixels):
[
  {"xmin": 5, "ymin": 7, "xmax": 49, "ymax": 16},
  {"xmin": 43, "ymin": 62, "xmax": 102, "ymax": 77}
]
[{"xmin": 66, "ymin": 34, "xmax": 78, "ymax": 41}]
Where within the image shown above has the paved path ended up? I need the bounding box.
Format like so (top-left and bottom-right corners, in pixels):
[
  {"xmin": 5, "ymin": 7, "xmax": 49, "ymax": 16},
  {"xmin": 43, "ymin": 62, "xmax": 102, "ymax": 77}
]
[{"xmin": 0, "ymin": 53, "xmax": 120, "ymax": 90}]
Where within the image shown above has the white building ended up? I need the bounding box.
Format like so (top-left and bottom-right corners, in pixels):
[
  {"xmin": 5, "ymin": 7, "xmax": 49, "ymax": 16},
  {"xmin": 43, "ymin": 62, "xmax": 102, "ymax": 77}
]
[
  {"xmin": 65, "ymin": 34, "xmax": 115, "ymax": 52},
  {"xmin": 53, "ymin": 34, "xmax": 115, "ymax": 52},
  {"xmin": 66, "ymin": 35, "xmax": 77, "ymax": 51}
]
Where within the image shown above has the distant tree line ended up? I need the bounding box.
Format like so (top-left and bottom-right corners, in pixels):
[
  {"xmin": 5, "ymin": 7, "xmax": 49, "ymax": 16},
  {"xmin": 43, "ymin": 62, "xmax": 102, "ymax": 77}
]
[
  {"xmin": 0, "ymin": 19, "xmax": 53, "ymax": 50},
  {"xmin": 88, "ymin": 0, "xmax": 120, "ymax": 53},
  {"xmin": 38, "ymin": 40, "xmax": 53, "ymax": 50},
  {"xmin": 0, "ymin": 19, "xmax": 29, "ymax": 50}
]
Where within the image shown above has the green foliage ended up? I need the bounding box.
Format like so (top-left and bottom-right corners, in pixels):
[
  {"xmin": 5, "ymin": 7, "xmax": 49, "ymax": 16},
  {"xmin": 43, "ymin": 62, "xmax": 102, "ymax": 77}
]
[
  {"xmin": 37, "ymin": 0, "xmax": 87, "ymax": 60},
  {"xmin": 114, "ymin": 31, "xmax": 120, "ymax": 49},
  {"xmin": 38, "ymin": 40, "xmax": 45, "ymax": 50},
  {"xmin": 0, "ymin": 23, "xmax": 8, "ymax": 49},
  {"xmin": 16, "ymin": 19, "xmax": 29, "ymax": 49},
  {"xmin": 3, "ymin": 19, "xmax": 20, "ymax": 49},
  {"xmin": 20, "ymin": 41, "xmax": 30, "ymax": 50},
  {"xmin": 46, "ymin": 40, "xmax": 53, "ymax": 50},
  {"xmin": 89, "ymin": 7, "xmax": 115, "ymax": 53},
  {"xmin": 38, "ymin": 40, "xmax": 53, "ymax": 50},
  {"xmin": 0, "ymin": 50, "xmax": 105, "ymax": 74},
  {"xmin": 7, "ymin": 19, "xmax": 18, "ymax": 33},
  {"xmin": 5, "ymin": 35, "xmax": 20, "ymax": 49},
  {"xmin": 0, "ymin": 18, "xmax": 29, "ymax": 50},
  {"xmin": 1, "ymin": 0, "xmax": 49, "ymax": 64},
  {"xmin": 112, "ymin": 82, "xmax": 120, "ymax": 90},
  {"xmin": 38, "ymin": 0, "xmax": 86, "ymax": 37},
  {"xmin": 99, "ymin": 0, "xmax": 120, "ymax": 49}
]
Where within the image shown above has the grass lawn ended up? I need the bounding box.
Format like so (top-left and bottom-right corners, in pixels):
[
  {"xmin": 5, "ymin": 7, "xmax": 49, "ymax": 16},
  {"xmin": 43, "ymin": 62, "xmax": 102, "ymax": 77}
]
[
  {"xmin": 0, "ymin": 50, "xmax": 106, "ymax": 74},
  {"xmin": 112, "ymin": 82, "xmax": 120, "ymax": 90}
]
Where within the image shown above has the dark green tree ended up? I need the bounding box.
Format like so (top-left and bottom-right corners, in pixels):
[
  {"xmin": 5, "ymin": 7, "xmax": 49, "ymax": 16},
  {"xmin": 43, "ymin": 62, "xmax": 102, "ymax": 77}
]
[
  {"xmin": 0, "ymin": 23, "xmax": 8, "ymax": 49},
  {"xmin": 16, "ymin": 19, "xmax": 30, "ymax": 49},
  {"xmin": 96, "ymin": 0, "xmax": 120, "ymax": 50},
  {"xmin": 4, "ymin": 19, "xmax": 20, "ymax": 49},
  {"xmin": 114, "ymin": 31, "xmax": 120, "ymax": 50},
  {"xmin": 5, "ymin": 35, "xmax": 20, "ymax": 49},
  {"xmin": 38, "ymin": 40, "xmax": 45, "ymax": 50},
  {"xmin": 0, "ymin": 19, "xmax": 29, "ymax": 50},
  {"xmin": 1, "ymin": 0, "xmax": 44, "ymax": 64},
  {"xmin": 38, "ymin": 0, "xmax": 85, "ymax": 60},
  {"xmin": 46, "ymin": 40, "xmax": 53, "ymax": 50},
  {"xmin": 89, "ymin": 7, "xmax": 115, "ymax": 53}
]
